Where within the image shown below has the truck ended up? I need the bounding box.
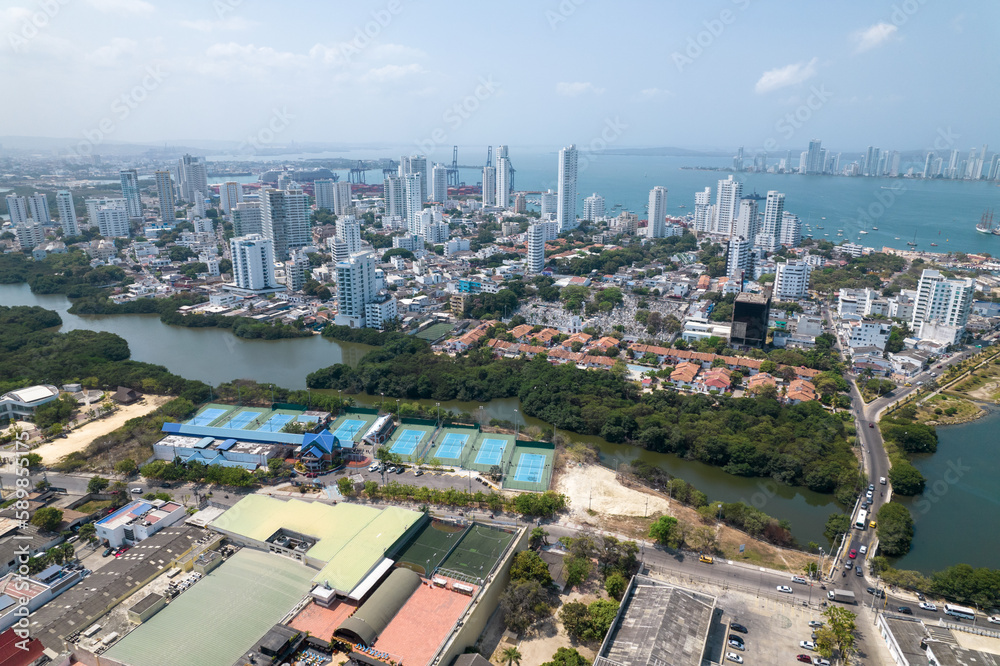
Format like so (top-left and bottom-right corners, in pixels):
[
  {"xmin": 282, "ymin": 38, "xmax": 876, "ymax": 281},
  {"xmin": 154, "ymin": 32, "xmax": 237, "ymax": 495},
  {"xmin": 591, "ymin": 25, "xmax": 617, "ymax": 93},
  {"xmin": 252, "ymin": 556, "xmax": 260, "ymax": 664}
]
[{"xmin": 828, "ymin": 589, "xmax": 857, "ymax": 604}]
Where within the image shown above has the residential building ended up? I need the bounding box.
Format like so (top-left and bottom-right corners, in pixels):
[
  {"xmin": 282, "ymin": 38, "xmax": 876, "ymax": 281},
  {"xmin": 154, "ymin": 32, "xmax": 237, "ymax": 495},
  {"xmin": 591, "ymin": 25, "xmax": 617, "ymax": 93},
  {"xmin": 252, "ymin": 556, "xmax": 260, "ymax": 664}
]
[
  {"xmin": 481, "ymin": 166, "xmax": 496, "ymax": 206},
  {"xmin": 496, "ymin": 150, "xmax": 511, "ymax": 208},
  {"xmin": 540, "ymin": 189, "xmax": 557, "ymax": 216},
  {"xmin": 4, "ymin": 195, "xmax": 27, "ymax": 226},
  {"xmin": 583, "ymin": 193, "xmax": 605, "ymax": 221},
  {"xmin": 392, "ymin": 234, "xmax": 422, "ymax": 253},
  {"xmin": 754, "ymin": 190, "xmax": 784, "ymax": 252},
  {"xmin": 314, "ymin": 179, "xmax": 335, "ymax": 212},
  {"xmin": 94, "ymin": 200, "xmax": 131, "ymax": 237},
  {"xmin": 14, "ymin": 222, "xmax": 45, "ymax": 250},
  {"xmin": 364, "ymin": 293, "xmax": 398, "ymax": 330},
  {"xmin": 229, "ymin": 234, "xmax": 281, "ymax": 294},
  {"xmin": 120, "ymin": 168, "xmax": 143, "ymax": 217},
  {"xmin": 285, "ymin": 249, "xmax": 310, "ymax": 292},
  {"xmin": 383, "ymin": 175, "xmax": 405, "ymax": 218},
  {"xmin": 805, "ymin": 139, "xmax": 823, "ymax": 174},
  {"xmin": 232, "ymin": 201, "xmax": 262, "ymax": 236},
  {"xmin": 526, "ymin": 223, "xmax": 546, "ymax": 274},
  {"xmin": 845, "ymin": 320, "xmax": 892, "ymax": 350},
  {"xmin": 337, "ymin": 215, "xmax": 363, "ymax": 254},
  {"xmin": 646, "ymin": 186, "xmax": 668, "ymax": 238},
  {"xmin": 911, "ymin": 269, "xmax": 974, "ymax": 344},
  {"xmin": 713, "ymin": 175, "xmax": 741, "ymax": 236},
  {"xmin": 726, "ymin": 236, "xmax": 751, "ymax": 280},
  {"xmin": 399, "ymin": 154, "xmax": 428, "ymax": 202},
  {"xmin": 332, "ymin": 181, "xmax": 353, "ymax": 216},
  {"xmin": 772, "ymin": 260, "xmax": 810, "ymax": 300},
  {"xmin": 513, "ymin": 192, "xmax": 526, "ymax": 214},
  {"xmin": 261, "ymin": 188, "xmax": 310, "ymax": 260},
  {"xmin": 693, "ymin": 187, "xmax": 712, "ymax": 233},
  {"xmin": 431, "ymin": 164, "xmax": 448, "ymax": 203},
  {"xmin": 155, "ymin": 170, "xmax": 175, "ymax": 222},
  {"xmin": 557, "ymin": 144, "xmax": 578, "ymax": 232},
  {"xmin": 404, "ymin": 173, "xmax": 423, "ymax": 234},
  {"xmin": 445, "ymin": 238, "xmax": 470, "ymax": 256},
  {"xmin": 219, "ymin": 181, "xmax": 243, "ymax": 214},
  {"xmin": 335, "ymin": 251, "xmax": 380, "ymax": 328},
  {"xmin": 27, "ymin": 193, "xmax": 50, "ymax": 225},
  {"xmin": 779, "ymin": 212, "xmax": 801, "ymax": 247},
  {"xmin": 177, "ymin": 154, "xmax": 208, "ymax": 202},
  {"xmin": 733, "ymin": 195, "xmax": 761, "ymax": 241},
  {"xmin": 55, "ymin": 190, "xmax": 78, "ymax": 237}
]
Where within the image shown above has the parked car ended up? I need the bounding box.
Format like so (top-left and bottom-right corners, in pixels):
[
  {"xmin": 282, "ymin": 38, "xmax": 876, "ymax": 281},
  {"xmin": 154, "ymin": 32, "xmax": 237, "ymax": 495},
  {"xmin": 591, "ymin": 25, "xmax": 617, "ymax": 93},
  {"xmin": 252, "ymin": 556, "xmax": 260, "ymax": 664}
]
[
  {"xmin": 729, "ymin": 622, "xmax": 748, "ymax": 633},
  {"xmin": 859, "ymin": 545, "xmax": 868, "ymax": 555},
  {"xmin": 808, "ymin": 620, "xmax": 824, "ymax": 628},
  {"xmin": 395, "ymin": 466, "xmax": 404, "ymax": 474},
  {"xmin": 777, "ymin": 585, "xmax": 793, "ymax": 593},
  {"xmin": 868, "ymin": 484, "xmax": 875, "ymax": 492},
  {"xmin": 919, "ymin": 603, "xmax": 937, "ymax": 611},
  {"xmin": 727, "ymin": 638, "xmax": 744, "ymax": 651},
  {"xmin": 724, "ymin": 653, "xmax": 743, "ymax": 664},
  {"xmin": 897, "ymin": 606, "xmax": 913, "ymax": 615},
  {"xmin": 799, "ymin": 640, "xmax": 816, "ymax": 650},
  {"xmin": 414, "ymin": 469, "xmax": 423, "ymax": 477},
  {"xmin": 131, "ymin": 487, "xmax": 142, "ymax": 494},
  {"xmin": 797, "ymin": 655, "xmax": 813, "ymax": 664},
  {"xmin": 102, "ymin": 548, "xmax": 112, "ymax": 557},
  {"xmin": 856, "ymin": 566, "xmax": 863, "ymax": 577},
  {"xmin": 848, "ymin": 549, "xmax": 857, "ymax": 559},
  {"xmin": 812, "ymin": 657, "xmax": 831, "ymax": 666},
  {"xmin": 879, "ymin": 476, "xmax": 886, "ymax": 484}
]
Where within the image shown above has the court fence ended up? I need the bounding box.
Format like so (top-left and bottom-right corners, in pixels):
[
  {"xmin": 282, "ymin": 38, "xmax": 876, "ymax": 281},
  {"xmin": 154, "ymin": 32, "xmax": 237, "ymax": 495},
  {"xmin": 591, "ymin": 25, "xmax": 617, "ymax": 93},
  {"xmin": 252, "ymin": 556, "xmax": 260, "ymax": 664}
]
[
  {"xmin": 346, "ymin": 406, "xmax": 380, "ymax": 416},
  {"xmin": 271, "ymin": 402, "xmax": 307, "ymax": 411},
  {"xmin": 461, "ymin": 435, "xmax": 517, "ymax": 476},
  {"xmin": 501, "ymin": 441, "xmax": 555, "ymax": 492},
  {"xmin": 400, "ymin": 417, "xmax": 437, "ymax": 427}
]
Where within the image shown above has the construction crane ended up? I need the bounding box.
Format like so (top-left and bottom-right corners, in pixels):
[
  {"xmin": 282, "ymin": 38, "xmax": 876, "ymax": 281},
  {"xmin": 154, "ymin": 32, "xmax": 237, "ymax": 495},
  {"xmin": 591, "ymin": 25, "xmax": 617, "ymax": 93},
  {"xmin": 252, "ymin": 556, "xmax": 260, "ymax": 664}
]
[
  {"xmin": 382, "ymin": 159, "xmax": 398, "ymax": 179},
  {"xmin": 446, "ymin": 146, "xmax": 462, "ymax": 187},
  {"xmin": 485, "ymin": 145, "xmax": 493, "ymax": 168},
  {"xmin": 348, "ymin": 160, "xmax": 366, "ymax": 184},
  {"xmin": 330, "ymin": 173, "xmax": 340, "ymax": 183}
]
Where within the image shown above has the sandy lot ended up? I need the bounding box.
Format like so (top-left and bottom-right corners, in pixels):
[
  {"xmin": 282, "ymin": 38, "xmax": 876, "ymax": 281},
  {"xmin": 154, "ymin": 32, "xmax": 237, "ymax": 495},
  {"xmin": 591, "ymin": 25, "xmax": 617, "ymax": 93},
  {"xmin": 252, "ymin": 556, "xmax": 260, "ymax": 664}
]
[
  {"xmin": 504, "ymin": 587, "xmax": 600, "ymax": 666},
  {"xmin": 557, "ymin": 463, "xmax": 672, "ymax": 521},
  {"xmin": 26, "ymin": 395, "xmax": 172, "ymax": 465}
]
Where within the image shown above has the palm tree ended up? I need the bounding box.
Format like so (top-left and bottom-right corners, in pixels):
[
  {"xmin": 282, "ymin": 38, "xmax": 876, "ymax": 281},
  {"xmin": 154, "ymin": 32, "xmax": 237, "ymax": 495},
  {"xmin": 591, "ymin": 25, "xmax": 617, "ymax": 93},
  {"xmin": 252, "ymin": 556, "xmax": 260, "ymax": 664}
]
[{"xmin": 501, "ymin": 647, "xmax": 522, "ymax": 666}]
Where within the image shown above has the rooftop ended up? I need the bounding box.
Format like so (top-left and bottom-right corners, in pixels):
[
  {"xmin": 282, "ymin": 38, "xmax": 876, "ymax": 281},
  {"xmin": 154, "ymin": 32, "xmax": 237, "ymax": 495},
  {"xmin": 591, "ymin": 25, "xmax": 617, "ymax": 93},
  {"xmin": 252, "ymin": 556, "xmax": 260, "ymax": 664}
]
[{"xmin": 1, "ymin": 385, "xmax": 58, "ymax": 405}]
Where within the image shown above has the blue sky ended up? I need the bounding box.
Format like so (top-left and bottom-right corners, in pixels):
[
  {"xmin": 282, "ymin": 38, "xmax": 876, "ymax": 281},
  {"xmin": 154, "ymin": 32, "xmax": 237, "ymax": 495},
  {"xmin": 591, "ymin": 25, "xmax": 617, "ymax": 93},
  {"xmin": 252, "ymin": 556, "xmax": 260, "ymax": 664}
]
[{"xmin": 2, "ymin": 0, "xmax": 996, "ymax": 157}]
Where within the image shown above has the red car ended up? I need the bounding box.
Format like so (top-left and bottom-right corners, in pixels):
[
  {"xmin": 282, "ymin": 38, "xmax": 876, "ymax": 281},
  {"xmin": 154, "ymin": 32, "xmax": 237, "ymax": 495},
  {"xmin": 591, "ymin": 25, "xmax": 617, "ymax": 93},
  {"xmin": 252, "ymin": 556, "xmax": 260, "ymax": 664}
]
[
  {"xmin": 305, "ymin": 472, "xmax": 318, "ymax": 478},
  {"xmin": 849, "ymin": 548, "xmax": 857, "ymax": 559},
  {"xmin": 869, "ymin": 423, "xmax": 875, "ymax": 428},
  {"xmin": 797, "ymin": 656, "xmax": 812, "ymax": 664}
]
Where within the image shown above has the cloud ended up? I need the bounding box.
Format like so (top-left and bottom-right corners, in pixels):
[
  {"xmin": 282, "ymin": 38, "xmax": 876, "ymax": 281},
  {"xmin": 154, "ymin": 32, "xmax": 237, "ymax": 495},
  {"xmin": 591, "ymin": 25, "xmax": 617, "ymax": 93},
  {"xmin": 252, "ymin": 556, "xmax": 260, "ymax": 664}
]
[
  {"xmin": 362, "ymin": 63, "xmax": 423, "ymax": 83},
  {"xmin": 639, "ymin": 87, "xmax": 671, "ymax": 99},
  {"xmin": 86, "ymin": 0, "xmax": 154, "ymax": 14},
  {"xmin": 179, "ymin": 16, "xmax": 254, "ymax": 32},
  {"xmin": 852, "ymin": 22, "xmax": 898, "ymax": 53},
  {"xmin": 556, "ymin": 81, "xmax": 604, "ymax": 96},
  {"xmin": 86, "ymin": 37, "xmax": 138, "ymax": 66},
  {"xmin": 951, "ymin": 13, "xmax": 965, "ymax": 33},
  {"xmin": 754, "ymin": 58, "xmax": 818, "ymax": 94}
]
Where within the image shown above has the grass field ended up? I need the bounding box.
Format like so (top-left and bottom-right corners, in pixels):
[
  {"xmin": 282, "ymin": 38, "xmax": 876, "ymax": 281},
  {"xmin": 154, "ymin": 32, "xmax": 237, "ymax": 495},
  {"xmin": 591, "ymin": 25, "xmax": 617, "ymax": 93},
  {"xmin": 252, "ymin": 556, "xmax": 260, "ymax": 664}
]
[
  {"xmin": 75, "ymin": 499, "xmax": 114, "ymax": 514},
  {"xmin": 915, "ymin": 393, "xmax": 984, "ymax": 424},
  {"xmin": 439, "ymin": 524, "xmax": 514, "ymax": 580},
  {"xmin": 394, "ymin": 519, "xmax": 467, "ymax": 576}
]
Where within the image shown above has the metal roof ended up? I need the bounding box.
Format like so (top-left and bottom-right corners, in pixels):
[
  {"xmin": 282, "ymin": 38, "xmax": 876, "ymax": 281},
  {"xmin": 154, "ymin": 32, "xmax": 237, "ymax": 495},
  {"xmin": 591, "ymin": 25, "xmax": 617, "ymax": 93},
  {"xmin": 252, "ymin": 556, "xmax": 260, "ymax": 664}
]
[
  {"xmin": 335, "ymin": 567, "xmax": 421, "ymax": 647},
  {"xmin": 161, "ymin": 422, "xmax": 305, "ymax": 445}
]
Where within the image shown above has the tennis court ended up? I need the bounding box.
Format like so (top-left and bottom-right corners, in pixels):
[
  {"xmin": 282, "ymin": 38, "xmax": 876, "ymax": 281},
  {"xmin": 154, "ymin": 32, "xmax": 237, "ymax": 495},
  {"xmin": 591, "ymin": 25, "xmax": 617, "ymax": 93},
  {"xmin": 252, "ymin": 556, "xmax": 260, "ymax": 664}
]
[
  {"xmin": 186, "ymin": 407, "xmax": 228, "ymax": 427},
  {"xmin": 474, "ymin": 439, "xmax": 507, "ymax": 466},
  {"xmin": 512, "ymin": 453, "xmax": 546, "ymax": 483},
  {"xmin": 434, "ymin": 432, "xmax": 469, "ymax": 460},
  {"xmin": 393, "ymin": 519, "xmax": 467, "ymax": 577},
  {"xmin": 221, "ymin": 410, "xmax": 262, "ymax": 430},
  {"xmin": 332, "ymin": 419, "xmax": 366, "ymax": 442},
  {"xmin": 391, "ymin": 429, "xmax": 426, "ymax": 456},
  {"xmin": 257, "ymin": 413, "xmax": 294, "ymax": 433},
  {"xmin": 438, "ymin": 524, "xmax": 514, "ymax": 580}
]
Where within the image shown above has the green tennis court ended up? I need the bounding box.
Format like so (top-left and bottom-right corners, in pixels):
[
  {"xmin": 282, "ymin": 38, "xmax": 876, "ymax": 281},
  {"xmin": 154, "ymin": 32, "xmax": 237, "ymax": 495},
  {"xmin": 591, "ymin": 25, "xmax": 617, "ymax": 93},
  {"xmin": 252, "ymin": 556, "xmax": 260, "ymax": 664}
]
[
  {"xmin": 393, "ymin": 519, "xmax": 467, "ymax": 576},
  {"xmin": 439, "ymin": 524, "xmax": 514, "ymax": 580}
]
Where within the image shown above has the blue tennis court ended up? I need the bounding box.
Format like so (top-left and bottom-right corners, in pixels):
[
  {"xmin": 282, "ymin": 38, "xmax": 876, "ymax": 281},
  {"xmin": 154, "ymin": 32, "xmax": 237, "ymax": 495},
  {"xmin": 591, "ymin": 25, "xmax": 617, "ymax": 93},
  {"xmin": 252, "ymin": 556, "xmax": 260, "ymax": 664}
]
[
  {"xmin": 513, "ymin": 453, "xmax": 546, "ymax": 483},
  {"xmin": 257, "ymin": 413, "xmax": 294, "ymax": 432},
  {"xmin": 475, "ymin": 438, "xmax": 507, "ymax": 466},
  {"xmin": 186, "ymin": 408, "xmax": 227, "ymax": 426},
  {"xmin": 435, "ymin": 433, "xmax": 469, "ymax": 459},
  {"xmin": 221, "ymin": 410, "xmax": 262, "ymax": 430},
  {"xmin": 333, "ymin": 419, "xmax": 365, "ymax": 442},
  {"xmin": 390, "ymin": 429, "xmax": 425, "ymax": 455}
]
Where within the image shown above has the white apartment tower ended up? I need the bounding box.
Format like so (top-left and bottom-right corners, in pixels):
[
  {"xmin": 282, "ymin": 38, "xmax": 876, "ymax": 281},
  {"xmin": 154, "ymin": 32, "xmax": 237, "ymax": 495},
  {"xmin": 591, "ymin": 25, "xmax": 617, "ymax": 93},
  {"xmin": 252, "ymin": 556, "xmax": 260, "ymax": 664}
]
[
  {"xmin": 773, "ymin": 260, "xmax": 811, "ymax": 300},
  {"xmin": 526, "ymin": 223, "xmax": 546, "ymax": 274},
  {"xmin": 714, "ymin": 175, "xmax": 742, "ymax": 236},
  {"xmin": 219, "ymin": 181, "xmax": 243, "ymax": 215},
  {"xmin": 431, "ymin": 164, "xmax": 449, "ymax": 203},
  {"xmin": 95, "ymin": 202, "xmax": 131, "ymax": 238},
  {"xmin": 755, "ymin": 190, "xmax": 785, "ymax": 252},
  {"xmin": 332, "ymin": 181, "xmax": 352, "ymax": 216},
  {"xmin": 28, "ymin": 193, "xmax": 51, "ymax": 225},
  {"xmin": 557, "ymin": 145, "xmax": 578, "ymax": 232},
  {"xmin": 646, "ymin": 186, "xmax": 668, "ymax": 238},
  {"xmin": 230, "ymin": 234, "xmax": 280, "ymax": 293},
  {"xmin": 15, "ymin": 223, "xmax": 45, "ymax": 250},
  {"xmin": 734, "ymin": 197, "xmax": 760, "ymax": 241},
  {"xmin": 383, "ymin": 175, "xmax": 405, "ymax": 219},
  {"xmin": 400, "ymin": 155, "xmax": 428, "ymax": 202},
  {"xmin": 693, "ymin": 187, "xmax": 712, "ymax": 233},
  {"xmin": 314, "ymin": 179, "xmax": 335, "ymax": 212},
  {"xmin": 154, "ymin": 171, "xmax": 175, "ymax": 222},
  {"xmin": 335, "ymin": 251, "xmax": 379, "ymax": 328},
  {"xmin": 177, "ymin": 155, "xmax": 208, "ymax": 202},
  {"xmin": 261, "ymin": 188, "xmax": 310, "ymax": 260},
  {"xmin": 56, "ymin": 191, "xmax": 78, "ymax": 237},
  {"xmin": 5, "ymin": 195, "xmax": 27, "ymax": 226},
  {"xmin": 337, "ymin": 215, "xmax": 363, "ymax": 255},
  {"xmin": 726, "ymin": 236, "xmax": 751, "ymax": 280},
  {"xmin": 540, "ymin": 189, "xmax": 557, "ymax": 217},
  {"xmin": 404, "ymin": 173, "xmax": 423, "ymax": 234},
  {"xmin": 910, "ymin": 269, "xmax": 974, "ymax": 342},
  {"xmin": 583, "ymin": 193, "xmax": 605, "ymax": 221},
  {"xmin": 481, "ymin": 166, "xmax": 497, "ymax": 206},
  {"xmin": 120, "ymin": 169, "xmax": 142, "ymax": 218},
  {"xmin": 496, "ymin": 147, "xmax": 511, "ymax": 208},
  {"xmin": 779, "ymin": 212, "xmax": 802, "ymax": 247},
  {"xmin": 232, "ymin": 201, "xmax": 262, "ymax": 236}
]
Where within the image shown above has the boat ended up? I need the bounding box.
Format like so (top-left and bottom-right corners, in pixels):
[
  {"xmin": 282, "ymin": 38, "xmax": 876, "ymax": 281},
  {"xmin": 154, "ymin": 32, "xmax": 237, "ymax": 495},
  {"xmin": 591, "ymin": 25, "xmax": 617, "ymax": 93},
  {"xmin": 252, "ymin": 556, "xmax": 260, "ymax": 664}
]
[
  {"xmin": 907, "ymin": 230, "xmax": 918, "ymax": 247},
  {"xmin": 859, "ymin": 230, "xmax": 868, "ymax": 235},
  {"xmin": 821, "ymin": 216, "xmax": 827, "ymax": 220},
  {"xmin": 930, "ymin": 243, "xmax": 938, "ymax": 246},
  {"xmin": 677, "ymin": 204, "xmax": 686, "ymax": 208},
  {"xmin": 816, "ymin": 225, "xmax": 824, "ymax": 229},
  {"xmin": 976, "ymin": 209, "xmax": 996, "ymax": 234},
  {"xmin": 895, "ymin": 237, "xmax": 901, "ymax": 240},
  {"xmin": 872, "ymin": 226, "xmax": 879, "ymax": 230}
]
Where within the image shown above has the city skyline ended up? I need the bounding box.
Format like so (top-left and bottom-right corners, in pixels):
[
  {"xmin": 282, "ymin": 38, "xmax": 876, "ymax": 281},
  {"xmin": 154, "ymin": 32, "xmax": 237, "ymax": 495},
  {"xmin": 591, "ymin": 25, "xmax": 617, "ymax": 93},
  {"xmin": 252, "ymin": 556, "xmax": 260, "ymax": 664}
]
[{"xmin": 1, "ymin": 1, "xmax": 997, "ymax": 157}]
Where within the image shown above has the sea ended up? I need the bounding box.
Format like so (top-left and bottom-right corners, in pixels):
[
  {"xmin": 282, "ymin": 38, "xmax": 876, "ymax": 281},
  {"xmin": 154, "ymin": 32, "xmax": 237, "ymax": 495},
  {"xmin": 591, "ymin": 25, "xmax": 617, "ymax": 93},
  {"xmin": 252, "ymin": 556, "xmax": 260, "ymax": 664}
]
[{"xmin": 210, "ymin": 149, "xmax": 1000, "ymax": 258}]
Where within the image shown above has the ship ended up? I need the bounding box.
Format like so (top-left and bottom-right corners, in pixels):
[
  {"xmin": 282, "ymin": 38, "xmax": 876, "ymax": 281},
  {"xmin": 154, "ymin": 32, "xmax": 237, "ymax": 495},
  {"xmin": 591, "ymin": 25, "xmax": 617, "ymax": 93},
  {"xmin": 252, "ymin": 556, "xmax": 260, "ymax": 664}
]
[
  {"xmin": 872, "ymin": 226, "xmax": 879, "ymax": 230},
  {"xmin": 976, "ymin": 209, "xmax": 996, "ymax": 234},
  {"xmin": 930, "ymin": 243, "xmax": 938, "ymax": 246}
]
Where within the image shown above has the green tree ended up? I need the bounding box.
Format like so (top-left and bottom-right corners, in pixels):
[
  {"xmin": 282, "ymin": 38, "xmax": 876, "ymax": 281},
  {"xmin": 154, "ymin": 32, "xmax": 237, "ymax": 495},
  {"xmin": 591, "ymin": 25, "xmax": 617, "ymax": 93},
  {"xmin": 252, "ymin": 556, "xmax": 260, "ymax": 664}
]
[
  {"xmin": 876, "ymin": 502, "xmax": 914, "ymax": 556},
  {"xmin": 605, "ymin": 571, "xmax": 627, "ymax": 600},
  {"xmin": 87, "ymin": 476, "xmax": 110, "ymax": 493},
  {"xmin": 336, "ymin": 477, "xmax": 354, "ymax": 497},
  {"xmin": 501, "ymin": 647, "xmax": 522, "ymax": 666},
  {"xmin": 30, "ymin": 507, "xmax": 63, "ymax": 532},
  {"xmin": 77, "ymin": 522, "xmax": 96, "ymax": 543},
  {"xmin": 114, "ymin": 459, "xmax": 137, "ymax": 476},
  {"xmin": 819, "ymin": 605, "xmax": 857, "ymax": 663},
  {"xmin": 500, "ymin": 579, "xmax": 548, "ymax": 633},
  {"xmin": 887, "ymin": 461, "xmax": 926, "ymax": 495},
  {"xmin": 529, "ymin": 526, "xmax": 549, "ymax": 550},
  {"xmin": 541, "ymin": 647, "xmax": 591, "ymax": 666},
  {"xmin": 564, "ymin": 555, "xmax": 592, "ymax": 587},
  {"xmin": 824, "ymin": 513, "xmax": 851, "ymax": 541},
  {"xmin": 648, "ymin": 515, "xmax": 678, "ymax": 547},
  {"xmin": 509, "ymin": 550, "xmax": 553, "ymax": 586}
]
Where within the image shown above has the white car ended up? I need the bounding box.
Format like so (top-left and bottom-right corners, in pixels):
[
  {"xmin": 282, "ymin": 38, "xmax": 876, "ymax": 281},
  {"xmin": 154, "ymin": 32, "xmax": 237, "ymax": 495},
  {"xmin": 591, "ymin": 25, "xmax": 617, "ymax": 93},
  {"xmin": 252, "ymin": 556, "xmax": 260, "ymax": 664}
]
[
  {"xmin": 725, "ymin": 653, "xmax": 743, "ymax": 664},
  {"xmin": 800, "ymin": 640, "xmax": 817, "ymax": 650},
  {"xmin": 859, "ymin": 545, "xmax": 868, "ymax": 555},
  {"xmin": 777, "ymin": 585, "xmax": 793, "ymax": 593},
  {"xmin": 812, "ymin": 658, "xmax": 831, "ymax": 666},
  {"xmin": 988, "ymin": 616, "xmax": 1000, "ymax": 625},
  {"xmin": 880, "ymin": 476, "xmax": 887, "ymax": 485},
  {"xmin": 918, "ymin": 602, "xmax": 937, "ymax": 611},
  {"xmin": 808, "ymin": 620, "xmax": 824, "ymax": 628}
]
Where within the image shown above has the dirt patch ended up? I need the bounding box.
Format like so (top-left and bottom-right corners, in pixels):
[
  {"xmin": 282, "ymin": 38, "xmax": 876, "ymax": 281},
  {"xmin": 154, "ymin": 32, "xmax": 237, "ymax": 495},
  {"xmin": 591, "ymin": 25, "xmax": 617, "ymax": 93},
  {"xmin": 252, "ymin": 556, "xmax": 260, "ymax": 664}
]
[
  {"xmin": 25, "ymin": 395, "xmax": 172, "ymax": 465},
  {"xmin": 557, "ymin": 464, "xmax": 671, "ymax": 521},
  {"xmin": 492, "ymin": 587, "xmax": 602, "ymax": 666}
]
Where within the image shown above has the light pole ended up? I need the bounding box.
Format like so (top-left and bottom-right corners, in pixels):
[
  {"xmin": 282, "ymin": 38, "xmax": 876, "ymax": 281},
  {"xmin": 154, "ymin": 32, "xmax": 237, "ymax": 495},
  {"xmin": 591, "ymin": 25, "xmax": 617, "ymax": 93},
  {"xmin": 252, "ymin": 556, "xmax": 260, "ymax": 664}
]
[
  {"xmin": 338, "ymin": 390, "xmax": 342, "ymax": 411},
  {"xmin": 396, "ymin": 399, "xmax": 400, "ymax": 418},
  {"xmin": 436, "ymin": 402, "xmax": 441, "ymax": 424},
  {"xmin": 514, "ymin": 409, "xmax": 519, "ymax": 441},
  {"xmin": 479, "ymin": 406, "xmax": 484, "ymax": 428},
  {"xmin": 717, "ymin": 503, "xmax": 723, "ymax": 525},
  {"xmin": 381, "ymin": 392, "xmax": 385, "ymax": 411}
]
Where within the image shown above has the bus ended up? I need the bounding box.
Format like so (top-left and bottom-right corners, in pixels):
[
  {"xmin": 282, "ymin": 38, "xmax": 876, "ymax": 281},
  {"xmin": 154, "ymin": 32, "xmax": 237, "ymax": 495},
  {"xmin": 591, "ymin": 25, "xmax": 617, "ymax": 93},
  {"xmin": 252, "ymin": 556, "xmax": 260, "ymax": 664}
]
[
  {"xmin": 944, "ymin": 604, "xmax": 977, "ymax": 620},
  {"xmin": 855, "ymin": 509, "xmax": 868, "ymax": 529}
]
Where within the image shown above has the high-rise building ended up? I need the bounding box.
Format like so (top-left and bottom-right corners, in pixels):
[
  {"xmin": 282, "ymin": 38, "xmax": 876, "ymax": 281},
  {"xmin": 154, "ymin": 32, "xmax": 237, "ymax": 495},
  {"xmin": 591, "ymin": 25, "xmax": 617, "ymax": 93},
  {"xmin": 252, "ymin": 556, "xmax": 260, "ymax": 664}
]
[
  {"xmin": 733, "ymin": 146, "xmax": 744, "ymax": 172},
  {"xmin": 513, "ymin": 193, "xmax": 527, "ymax": 214},
  {"xmin": 314, "ymin": 179, "xmax": 335, "ymax": 212},
  {"xmin": 337, "ymin": 215, "xmax": 363, "ymax": 255},
  {"xmin": 805, "ymin": 139, "xmax": 823, "ymax": 174},
  {"xmin": 232, "ymin": 201, "xmax": 262, "ymax": 236},
  {"xmin": 383, "ymin": 175, "xmax": 405, "ymax": 219},
  {"xmin": 779, "ymin": 212, "xmax": 802, "ymax": 247},
  {"xmin": 230, "ymin": 234, "xmax": 280, "ymax": 293},
  {"xmin": 404, "ymin": 173, "xmax": 423, "ymax": 234},
  {"xmin": 734, "ymin": 196, "xmax": 761, "ymax": 241},
  {"xmin": 947, "ymin": 149, "xmax": 960, "ymax": 179},
  {"xmin": 95, "ymin": 201, "xmax": 131, "ymax": 237},
  {"xmin": 726, "ymin": 236, "xmax": 751, "ymax": 280},
  {"xmin": 285, "ymin": 249, "xmax": 310, "ymax": 292},
  {"xmin": 646, "ymin": 186, "xmax": 668, "ymax": 238},
  {"xmin": 540, "ymin": 189, "xmax": 557, "ymax": 216},
  {"xmin": 332, "ymin": 181, "xmax": 352, "ymax": 216},
  {"xmin": 335, "ymin": 251, "xmax": 380, "ymax": 328},
  {"xmin": 400, "ymin": 155, "xmax": 428, "ymax": 202},
  {"xmin": 5, "ymin": 195, "xmax": 27, "ymax": 226},
  {"xmin": 15, "ymin": 223, "xmax": 45, "ymax": 250},
  {"xmin": 55, "ymin": 191, "xmax": 78, "ymax": 237},
  {"xmin": 154, "ymin": 170, "xmax": 175, "ymax": 222},
  {"xmin": 755, "ymin": 190, "xmax": 785, "ymax": 252},
  {"xmin": 27, "ymin": 193, "xmax": 50, "ymax": 225},
  {"xmin": 582, "ymin": 193, "xmax": 605, "ymax": 221},
  {"xmin": 431, "ymin": 164, "xmax": 448, "ymax": 203},
  {"xmin": 261, "ymin": 188, "xmax": 310, "ymax": 260},
  {"xmin": 693, "ymin": 187, "xmax": 712, "ymax": 233},
  {"xmin": 910, "ymin": 269, "xmax": 974, "ymax": 343},
  {"xmin": 714, "ymin": 175, "xmax": 742, "ymax": 236},
  {"xmin": 177, "ymin": 154, "xmax": 208, "ymax": 202},
  {"xmin": 481, "ymin": 166, "xmax": 496, "ymax": 206},
  {"xmin": 526, "ymin": 223, "xmax": 546, "ymax": 274},
  {"xmin": 988, "ymin": 154, "xmax": 1000, "ymax": 181},
  {"xmin": 496, "ymin": 147, "xmax": 511, "ymax": 208},
  {"xmin": 773, "ymin": 261, "xmax": 811, "ymax": 300},
  {"xmin": 923, "ymin": 153, "xmax": 935, "ymax": 179},
  {"xmin": 556, "ymin": 144, "xmax": 578, "ymax": 232},
  {"xmin": 218, "ymin": 181, "xmax": 243, "ymax": 215},
  {"xmin": 119, "ymin": 169, "xmax": 142, "ymax": 218}
]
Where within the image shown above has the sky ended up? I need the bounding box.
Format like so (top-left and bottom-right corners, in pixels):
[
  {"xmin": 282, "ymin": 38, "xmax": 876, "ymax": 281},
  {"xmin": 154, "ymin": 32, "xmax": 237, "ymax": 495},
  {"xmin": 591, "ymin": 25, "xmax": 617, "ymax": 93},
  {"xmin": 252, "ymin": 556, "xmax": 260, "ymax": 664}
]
[{"xmin": 2, "ymin": 0, "xmax": 998, "ymax": 159}]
